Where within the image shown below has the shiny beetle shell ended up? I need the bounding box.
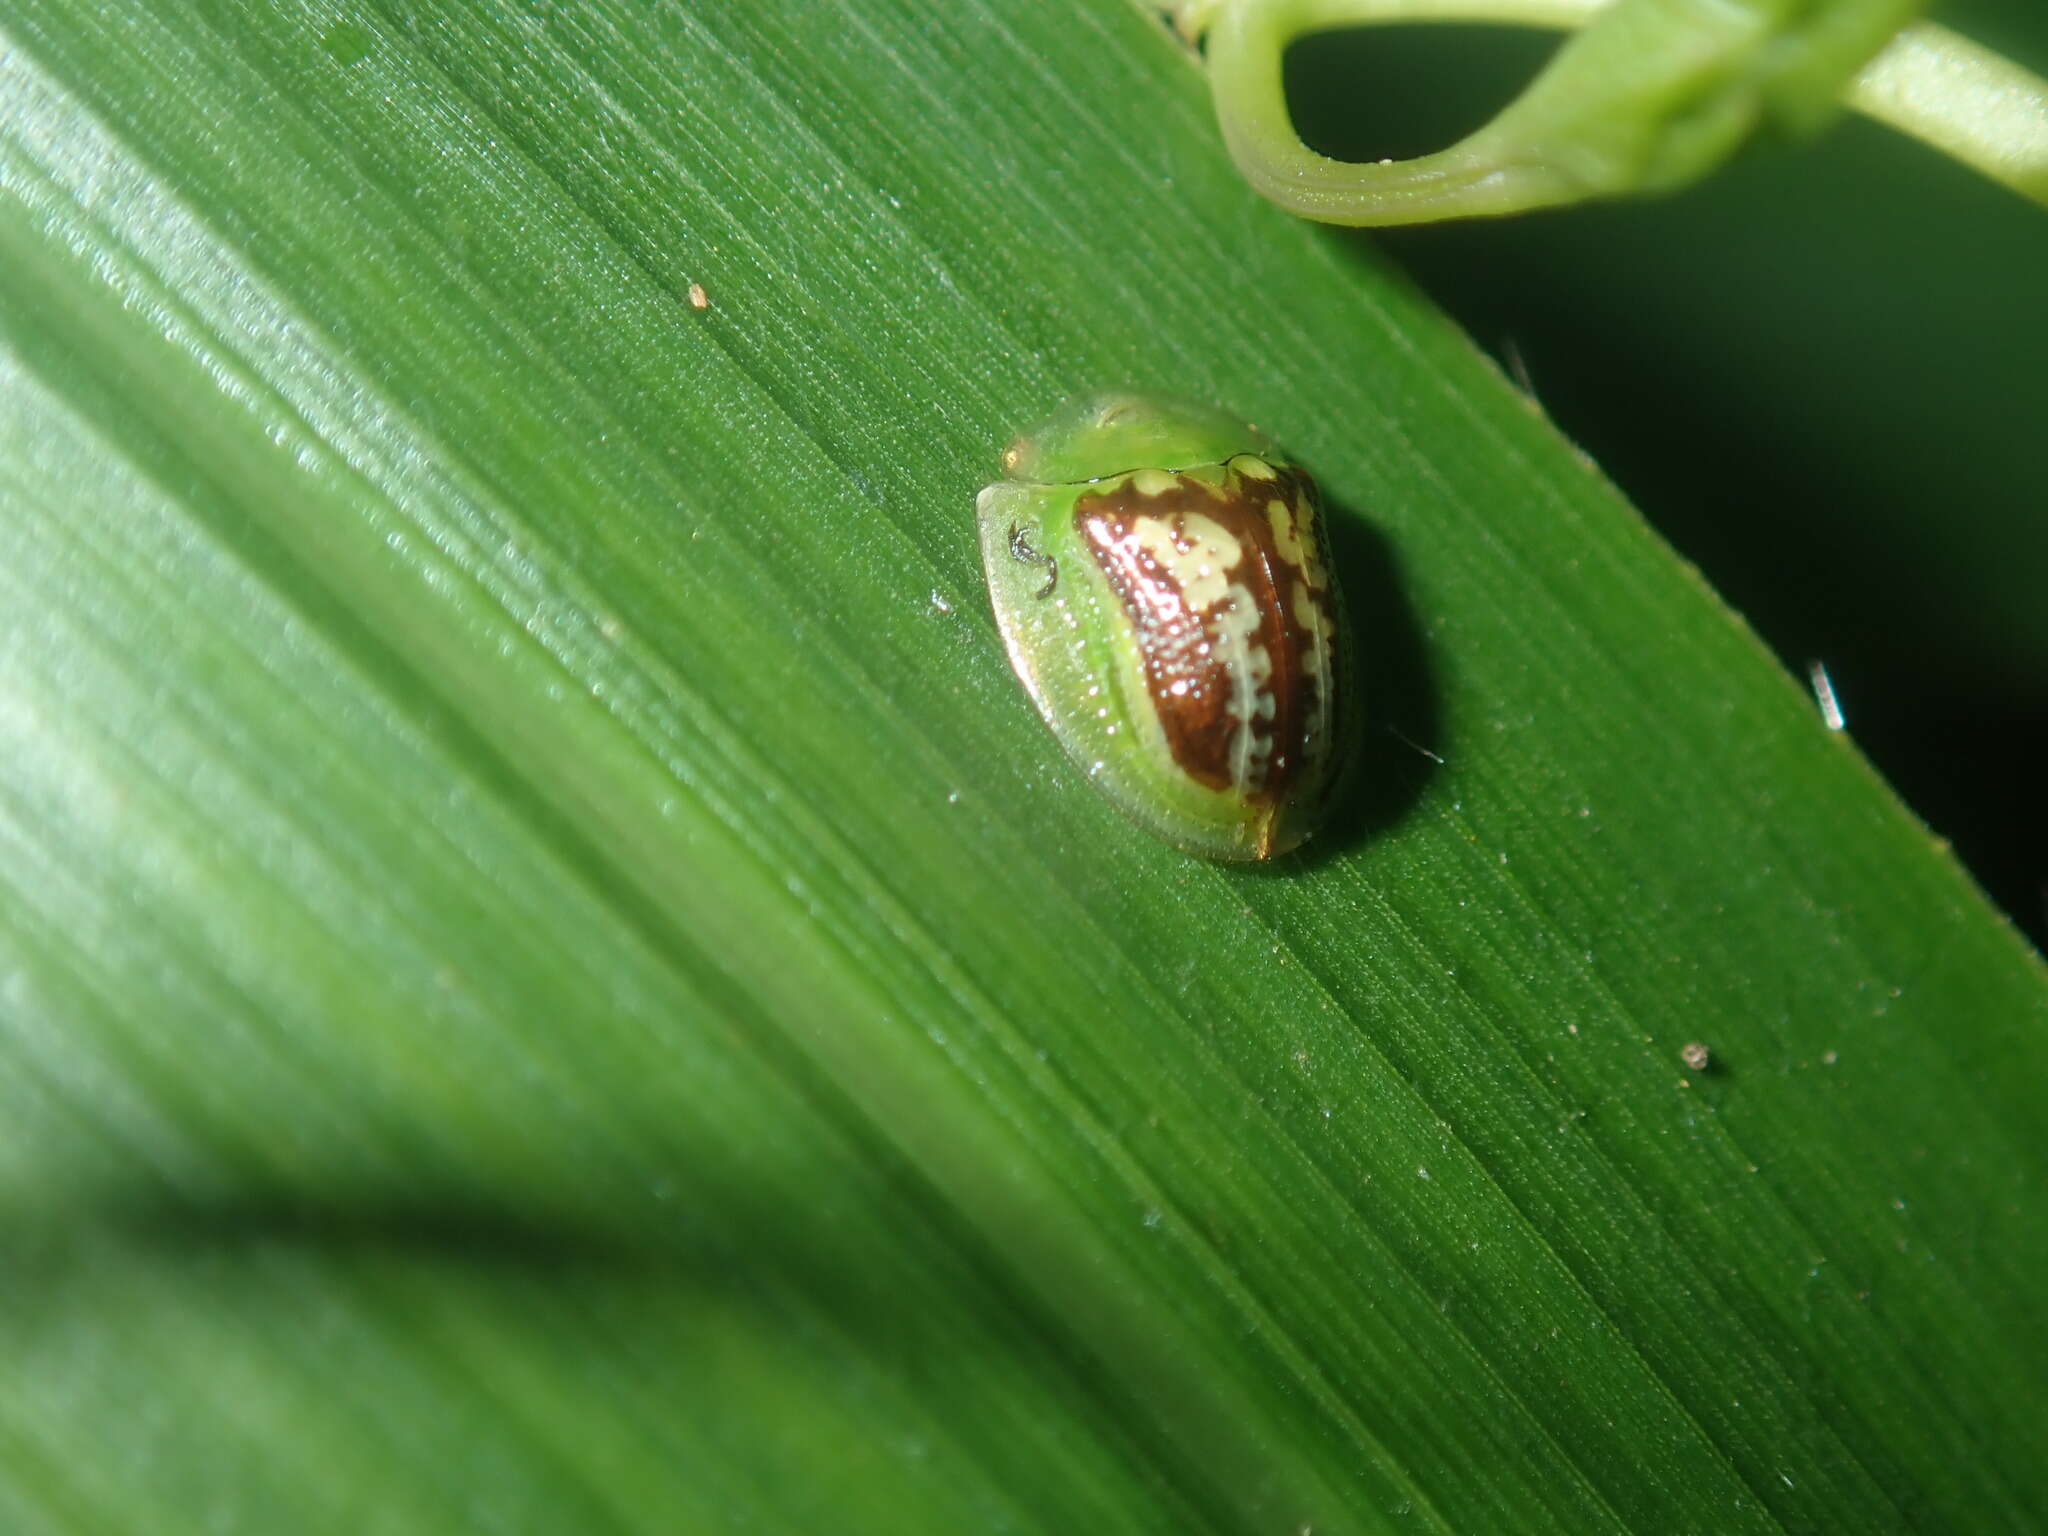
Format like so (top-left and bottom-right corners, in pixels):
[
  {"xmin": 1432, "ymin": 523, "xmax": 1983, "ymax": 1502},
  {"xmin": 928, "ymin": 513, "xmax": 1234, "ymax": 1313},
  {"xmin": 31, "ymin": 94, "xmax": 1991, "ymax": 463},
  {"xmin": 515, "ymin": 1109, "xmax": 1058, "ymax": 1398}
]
[{"xmin": 976, "ymin": 391, "xmax": 1353, "ymax": 860}]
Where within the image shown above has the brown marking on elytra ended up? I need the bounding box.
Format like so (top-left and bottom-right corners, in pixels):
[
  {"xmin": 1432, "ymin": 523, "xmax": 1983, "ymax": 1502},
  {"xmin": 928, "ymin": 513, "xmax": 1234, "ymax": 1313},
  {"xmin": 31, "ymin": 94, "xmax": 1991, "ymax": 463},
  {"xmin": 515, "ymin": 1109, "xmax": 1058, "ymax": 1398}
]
[{"xmin": 1076, "ymin": 459, "xmax": 1338, "ymax": 822}]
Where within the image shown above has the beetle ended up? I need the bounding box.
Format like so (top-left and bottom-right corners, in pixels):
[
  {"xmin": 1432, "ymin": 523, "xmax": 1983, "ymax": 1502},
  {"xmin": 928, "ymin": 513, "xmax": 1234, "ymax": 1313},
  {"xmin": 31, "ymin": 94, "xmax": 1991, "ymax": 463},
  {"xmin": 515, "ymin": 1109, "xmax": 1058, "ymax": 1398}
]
[{"xmin": 976, "ymin": 391, "xmax": 1352, "ymax": 860}]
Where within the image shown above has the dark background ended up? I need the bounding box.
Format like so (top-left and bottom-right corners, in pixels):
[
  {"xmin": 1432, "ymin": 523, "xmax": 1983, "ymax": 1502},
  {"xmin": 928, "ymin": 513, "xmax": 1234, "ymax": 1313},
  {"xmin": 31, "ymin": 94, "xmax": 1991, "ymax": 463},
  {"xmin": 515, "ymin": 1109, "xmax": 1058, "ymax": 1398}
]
[{"xmin": 1287, "ymin": 2, "xmax": 2048, "ymax": 948}]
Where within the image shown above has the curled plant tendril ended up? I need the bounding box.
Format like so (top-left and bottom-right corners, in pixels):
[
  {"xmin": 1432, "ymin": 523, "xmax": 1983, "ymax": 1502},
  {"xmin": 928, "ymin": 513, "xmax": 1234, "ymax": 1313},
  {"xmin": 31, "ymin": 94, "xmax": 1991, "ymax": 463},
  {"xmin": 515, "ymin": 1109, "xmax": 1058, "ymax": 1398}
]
[{"xmin": 1167, "ymin": 0, "xmax": 2048, "ymax": 225}]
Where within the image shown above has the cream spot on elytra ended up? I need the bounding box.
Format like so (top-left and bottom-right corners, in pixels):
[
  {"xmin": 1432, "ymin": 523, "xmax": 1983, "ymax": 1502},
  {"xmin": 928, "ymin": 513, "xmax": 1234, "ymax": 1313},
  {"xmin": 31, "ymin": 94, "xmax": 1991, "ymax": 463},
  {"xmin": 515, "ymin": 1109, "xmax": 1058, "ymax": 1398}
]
[
  {"xmin": 1131, "ymin": 512, "xmax": 1241, "ymax": 613},
  {"xmin": 1293, "ymin": 580, "xmax": 1333, "ymax": 681},
  {"xmin": 1267, "ymin": 498, "xmax": 1306, "ymax": 570},
  {"xmin": 1292, "ymin": 578, "xmax": 1336, "ymax": 768},
  {"xmin": 1212, "ymin": 586, "xmax": 1272, "ymax": 791},
  {"xmin": 1267, "ymin": 492, "xmax": 1328, "ymax": 589}
]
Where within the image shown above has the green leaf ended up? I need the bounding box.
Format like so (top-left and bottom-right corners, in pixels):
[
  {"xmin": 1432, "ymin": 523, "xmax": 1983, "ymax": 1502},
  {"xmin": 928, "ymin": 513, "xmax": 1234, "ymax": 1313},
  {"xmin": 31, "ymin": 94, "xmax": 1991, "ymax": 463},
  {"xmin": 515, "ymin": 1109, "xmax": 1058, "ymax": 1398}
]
[
  {"xmin": 1, "ymin": 1, "xmax": 2042, "ymax": 1532},
  {"xmin": 1281, "ymin": 11, "xmax": 2048, "ymax": 931}
]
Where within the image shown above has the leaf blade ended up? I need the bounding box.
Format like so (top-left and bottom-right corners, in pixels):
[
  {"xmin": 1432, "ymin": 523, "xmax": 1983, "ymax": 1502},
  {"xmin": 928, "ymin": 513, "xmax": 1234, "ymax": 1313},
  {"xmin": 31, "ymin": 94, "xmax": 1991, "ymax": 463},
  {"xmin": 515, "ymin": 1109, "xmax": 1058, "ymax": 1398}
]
[{"xmin": 1, "ymin": 1, "xmax": 2043, "ymax": 1532}]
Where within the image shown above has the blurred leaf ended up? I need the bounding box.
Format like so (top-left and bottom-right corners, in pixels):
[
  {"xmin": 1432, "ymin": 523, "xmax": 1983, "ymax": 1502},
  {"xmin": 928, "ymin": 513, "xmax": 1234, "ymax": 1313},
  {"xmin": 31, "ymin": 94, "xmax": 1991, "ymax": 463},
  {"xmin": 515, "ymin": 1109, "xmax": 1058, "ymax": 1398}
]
[{"xmin": 0, "ymin": 1, "xmax": 2043, "ymax": 1532}]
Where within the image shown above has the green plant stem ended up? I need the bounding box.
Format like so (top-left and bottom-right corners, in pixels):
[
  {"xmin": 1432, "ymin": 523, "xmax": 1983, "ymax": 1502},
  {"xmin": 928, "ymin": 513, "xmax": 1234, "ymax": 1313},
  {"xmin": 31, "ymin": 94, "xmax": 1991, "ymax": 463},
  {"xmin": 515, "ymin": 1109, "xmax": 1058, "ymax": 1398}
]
[
  {"xmin": 1174, "ymin": 0, "xmax": 2048, "ymax": 223},
  {"xmin": 1851, "ymin": 22, "xmax": 2048, "ymax": 203}
]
